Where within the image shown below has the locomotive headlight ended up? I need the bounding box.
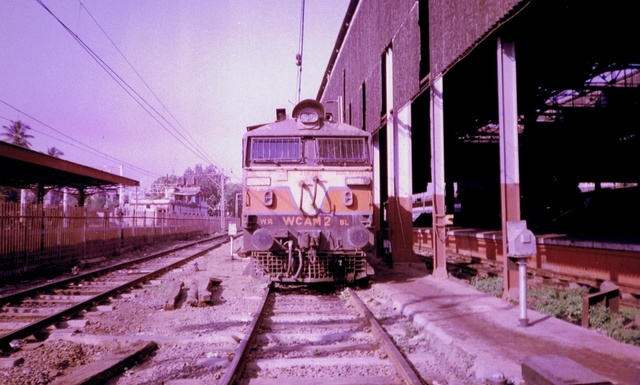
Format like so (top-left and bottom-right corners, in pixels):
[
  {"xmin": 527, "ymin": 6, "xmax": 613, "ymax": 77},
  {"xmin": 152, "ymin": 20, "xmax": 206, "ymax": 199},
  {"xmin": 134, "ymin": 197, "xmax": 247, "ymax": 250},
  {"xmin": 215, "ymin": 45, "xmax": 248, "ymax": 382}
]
[
  {"xmin": 264, "ymin": 190, "xmax": 274, "ymax": 206},
  {"xmin": 344, "ymin": 190, "xmax": 354, "ymax": 207},
  {"xmin": 347, "ymin": 226, "xmax": 370, "ymax": 249},
  {"xmin": 252, "ymin": 228, "xmax": 274, "ymax": 250},
  {"xmin": 299, "ymin": 111, "xmax": 318, "ymax": 124}
]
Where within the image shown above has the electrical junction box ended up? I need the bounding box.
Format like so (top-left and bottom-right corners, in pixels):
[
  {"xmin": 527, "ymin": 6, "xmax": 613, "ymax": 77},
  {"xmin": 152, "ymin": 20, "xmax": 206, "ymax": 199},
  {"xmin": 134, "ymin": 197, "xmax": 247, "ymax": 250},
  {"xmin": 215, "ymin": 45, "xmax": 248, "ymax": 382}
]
[{"xmin": 506, "ymin": 220, "xmax": 536, "ymax": 257}]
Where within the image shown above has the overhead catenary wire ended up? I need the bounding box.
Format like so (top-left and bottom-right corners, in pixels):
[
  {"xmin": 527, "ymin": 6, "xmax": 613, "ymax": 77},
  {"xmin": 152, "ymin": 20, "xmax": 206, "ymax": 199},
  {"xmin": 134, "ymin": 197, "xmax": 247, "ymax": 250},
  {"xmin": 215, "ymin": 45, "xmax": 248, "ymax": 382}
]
[
  {"xmin": 35, "ymin": 0, "xmax": 218, "ymax": 169},
  {"xmin": 77, "ymin": 1, "xmax": 216, "ymax": 167},
  {"xmin": 0, "ymin": 99, "xmax": 163, "ymax": 178}
]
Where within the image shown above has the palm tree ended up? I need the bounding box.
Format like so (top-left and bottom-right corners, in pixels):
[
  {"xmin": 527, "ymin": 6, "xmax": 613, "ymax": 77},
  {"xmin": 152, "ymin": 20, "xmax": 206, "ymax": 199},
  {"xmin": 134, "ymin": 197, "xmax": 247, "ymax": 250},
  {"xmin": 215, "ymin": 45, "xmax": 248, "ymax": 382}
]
[
  {"xmin": 47, "ymin": 146, "xmax": 64, "ymax": 158},
  {"xmin": 2, "ymin": 120, "xmax": 34, "ymax": 148}
]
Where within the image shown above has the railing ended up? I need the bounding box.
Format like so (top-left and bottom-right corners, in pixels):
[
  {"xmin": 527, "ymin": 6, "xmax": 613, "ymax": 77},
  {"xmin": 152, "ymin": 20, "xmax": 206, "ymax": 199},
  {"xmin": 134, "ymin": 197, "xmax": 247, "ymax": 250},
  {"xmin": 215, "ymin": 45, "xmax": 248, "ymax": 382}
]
[{"xmin": 0, "ymin": 202, "xmax": 236, "ymax": 281}]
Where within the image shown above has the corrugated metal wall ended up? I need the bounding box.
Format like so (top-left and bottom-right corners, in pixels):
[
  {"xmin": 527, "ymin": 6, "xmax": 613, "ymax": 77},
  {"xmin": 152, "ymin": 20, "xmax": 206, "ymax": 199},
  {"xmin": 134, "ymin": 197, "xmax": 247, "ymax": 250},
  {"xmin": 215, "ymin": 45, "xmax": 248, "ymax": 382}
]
[
  {"xmin": 428, "ymin": 0, "xmax": 524, "ymax": 76},
  {"xmin": 320, "ymin": 0, "xmax": 420, "ymax": 132},
  {"xmin": 319, "ymin": 0, "xmax": 525, "ymax": 119}
]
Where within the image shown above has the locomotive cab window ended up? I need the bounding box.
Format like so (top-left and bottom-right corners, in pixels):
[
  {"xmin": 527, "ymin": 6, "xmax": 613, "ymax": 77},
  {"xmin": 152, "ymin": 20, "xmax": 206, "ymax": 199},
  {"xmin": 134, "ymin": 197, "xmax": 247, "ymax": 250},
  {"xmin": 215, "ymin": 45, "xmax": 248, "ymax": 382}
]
[
  {"xmin": 316, "ymin": 137, "xmax": 369, "ymax": 164},
  {"xmin": 249, "ymin": 138, "xmax": 302, "ymax": 163}
]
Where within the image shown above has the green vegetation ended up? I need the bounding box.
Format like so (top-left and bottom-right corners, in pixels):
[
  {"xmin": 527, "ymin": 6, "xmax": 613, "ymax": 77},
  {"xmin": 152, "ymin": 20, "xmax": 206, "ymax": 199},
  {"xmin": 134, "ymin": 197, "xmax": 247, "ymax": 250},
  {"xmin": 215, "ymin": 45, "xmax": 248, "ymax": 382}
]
[
  {"xmin": 589, "ymin": 305, "xmax": 640, "ymax": 346},
  {"xmin": 147, "ymin": 165, "xmax": 242, "ymax": 216},
  {"xmin": 528, "ymin": 286, "xmax": 585, "ymax": 323},
  {"xmin": 470, "ymin": 276, "xmax": 503, "ymax": 298},
  {"xmin": 2, "ymin": 120, "xmax": 33, "ymax": 148},
  {"xmin": 471, "ymin": 276, "xmax": 640, "ymax": 346}
]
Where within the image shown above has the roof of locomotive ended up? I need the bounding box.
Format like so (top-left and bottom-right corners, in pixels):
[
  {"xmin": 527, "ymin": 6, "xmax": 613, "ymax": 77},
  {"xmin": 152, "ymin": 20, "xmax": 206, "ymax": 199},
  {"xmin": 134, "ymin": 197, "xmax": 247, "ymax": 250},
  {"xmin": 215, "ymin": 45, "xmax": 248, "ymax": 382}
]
[{"xmin": 244, "ymin": 99, "xmax": 369, "ymax": 138}]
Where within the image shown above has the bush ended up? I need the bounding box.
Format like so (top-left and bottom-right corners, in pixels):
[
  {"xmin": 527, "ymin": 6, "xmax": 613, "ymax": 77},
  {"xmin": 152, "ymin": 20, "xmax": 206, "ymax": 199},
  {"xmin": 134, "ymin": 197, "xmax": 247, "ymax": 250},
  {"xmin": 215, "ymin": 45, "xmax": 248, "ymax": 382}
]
[
  {"xmin": 527, "ymin": 286, "xmax": 586, "ymax": 323},
  {"xmin": 590, "ymin": 305, "xmax": 640, "ymax": 346},
  {"xmin": 471, "ymin": 276, "xmax": 503, "ymax": 298}
]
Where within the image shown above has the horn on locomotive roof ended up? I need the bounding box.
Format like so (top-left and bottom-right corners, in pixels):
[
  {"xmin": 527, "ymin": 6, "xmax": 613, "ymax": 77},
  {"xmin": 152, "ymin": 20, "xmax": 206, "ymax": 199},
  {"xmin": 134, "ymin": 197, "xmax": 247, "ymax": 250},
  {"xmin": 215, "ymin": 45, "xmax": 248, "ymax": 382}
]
[{"xmin": 276, "ymin": 108, "xmax": 286, "ymax": 122}]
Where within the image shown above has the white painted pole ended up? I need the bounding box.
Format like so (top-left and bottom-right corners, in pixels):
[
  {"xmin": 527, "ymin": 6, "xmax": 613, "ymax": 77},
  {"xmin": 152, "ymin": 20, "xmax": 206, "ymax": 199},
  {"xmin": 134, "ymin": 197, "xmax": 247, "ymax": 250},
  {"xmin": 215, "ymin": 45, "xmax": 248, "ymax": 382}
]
[{"xmin": 518, "ymin": 258, "xmax": 529, "ymax": 327}]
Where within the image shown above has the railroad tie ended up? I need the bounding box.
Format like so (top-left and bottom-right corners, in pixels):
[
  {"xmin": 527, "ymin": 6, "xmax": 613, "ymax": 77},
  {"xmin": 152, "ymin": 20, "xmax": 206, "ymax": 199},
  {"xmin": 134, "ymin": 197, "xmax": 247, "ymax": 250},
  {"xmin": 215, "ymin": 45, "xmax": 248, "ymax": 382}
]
[
  {"xmin": 187, "ymin": 281, "xmax": 199, "ymax": 307},
  {"xmin": 197, "ymin": 277, "xmax": 223, "ymax": 306},
  {"xmin": 164, "ymin": 281, "xmax": 184, "ymax": 311}
]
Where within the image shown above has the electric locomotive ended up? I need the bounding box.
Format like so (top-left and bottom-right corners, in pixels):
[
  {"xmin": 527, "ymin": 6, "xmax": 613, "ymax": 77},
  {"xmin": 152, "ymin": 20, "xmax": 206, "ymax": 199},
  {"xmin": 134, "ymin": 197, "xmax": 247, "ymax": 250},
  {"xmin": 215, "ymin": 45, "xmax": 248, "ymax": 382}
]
[{"xmin": 241, "ymin": 99, "xmax": 374, "ymax": 284}]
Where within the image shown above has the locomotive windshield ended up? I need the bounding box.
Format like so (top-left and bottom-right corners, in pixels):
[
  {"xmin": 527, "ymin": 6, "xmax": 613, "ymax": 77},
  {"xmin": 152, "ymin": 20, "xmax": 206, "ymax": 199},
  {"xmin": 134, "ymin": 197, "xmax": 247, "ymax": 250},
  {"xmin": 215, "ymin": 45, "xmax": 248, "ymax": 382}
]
[
  {"xmin": 250, "ymin": 138, "xmax": 302, "ymax": 163},
  {"xmin": 316, "ymin": 137, "xmax": 368, "ymax": 164},
  {"xmin": 247, "ymin": 136, "xmax": 369, "ymax": 165}
]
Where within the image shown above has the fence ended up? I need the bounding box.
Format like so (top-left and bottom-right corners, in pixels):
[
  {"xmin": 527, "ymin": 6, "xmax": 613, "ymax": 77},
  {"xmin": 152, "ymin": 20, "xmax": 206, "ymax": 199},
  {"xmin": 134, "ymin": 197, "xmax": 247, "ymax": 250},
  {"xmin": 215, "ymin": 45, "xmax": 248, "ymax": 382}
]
[{"xmin": 0, "ymin": 202, "xmax": 233, "ymax": 281}]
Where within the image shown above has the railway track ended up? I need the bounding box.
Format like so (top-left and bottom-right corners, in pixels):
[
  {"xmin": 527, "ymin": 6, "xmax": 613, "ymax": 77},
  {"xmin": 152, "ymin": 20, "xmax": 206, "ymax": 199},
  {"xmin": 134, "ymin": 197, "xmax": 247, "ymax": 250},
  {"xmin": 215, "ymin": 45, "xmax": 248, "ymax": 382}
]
[
  {"xmin": 0, "ymin": 234, "xmax": 229, "ymax": 352},
  {"xmin": 0, "ymin": 239, "xmax": 479, "ymax": 384},
  {"xmin": 221, "ymin": 284, "xmax": 425, "ymax": 385}
]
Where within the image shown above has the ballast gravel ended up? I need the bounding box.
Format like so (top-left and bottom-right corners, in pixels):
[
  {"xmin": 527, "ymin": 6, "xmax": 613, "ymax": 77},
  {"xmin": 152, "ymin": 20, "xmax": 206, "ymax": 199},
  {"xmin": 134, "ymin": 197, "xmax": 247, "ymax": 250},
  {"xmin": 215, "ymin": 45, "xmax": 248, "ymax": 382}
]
[{"xmin": 0, "ymin": 239, "xmax": 482, "ymax": 385}]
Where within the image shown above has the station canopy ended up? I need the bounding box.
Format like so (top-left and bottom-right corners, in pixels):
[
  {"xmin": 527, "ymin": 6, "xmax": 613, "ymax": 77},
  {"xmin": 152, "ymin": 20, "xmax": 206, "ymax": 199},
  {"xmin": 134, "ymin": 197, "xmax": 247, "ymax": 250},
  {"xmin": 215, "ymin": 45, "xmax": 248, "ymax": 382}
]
[{"xmin": 0, "ymin": 141, "xmax": 139, "ymax": 190}]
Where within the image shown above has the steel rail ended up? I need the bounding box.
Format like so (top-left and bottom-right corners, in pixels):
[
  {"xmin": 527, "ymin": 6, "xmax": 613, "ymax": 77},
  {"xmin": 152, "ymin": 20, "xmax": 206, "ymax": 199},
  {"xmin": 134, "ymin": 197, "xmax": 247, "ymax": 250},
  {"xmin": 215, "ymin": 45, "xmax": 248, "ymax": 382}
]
[
  {"xmin": 0, "ymin": 236, "xmax": 228, "ymax": 350},
  {"xmin": 219, "ymin": 281, "xmax": 273, "ymax": 385},
  {"xmin": 0, "ymin": 233, "xmax": 228, "ymax": 306},
  {"xmin": 346, "ymin": 287, "xmax": 425, "ymax": 385}
]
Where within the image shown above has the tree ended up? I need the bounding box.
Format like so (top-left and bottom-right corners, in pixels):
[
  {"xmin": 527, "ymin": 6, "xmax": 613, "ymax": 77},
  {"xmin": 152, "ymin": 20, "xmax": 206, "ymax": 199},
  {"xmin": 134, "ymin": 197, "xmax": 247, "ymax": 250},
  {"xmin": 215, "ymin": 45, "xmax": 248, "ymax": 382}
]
[
  {"xmin": 225, "ymin": 182, "xmax": 243, "ymax": 217},
  {"xmin": 2, "ymin": 120, "xmax": 34, "ymax": 148},
  {"xmin": 0, "ymin": 187, "xmax": 19, "ymax": 203},
  {"xmin": 1, "ymin": 121, "xmax": 34, "ymax": 203},
  {"xmin": 47, "ymin": 146, "xmax": 64, "ymax": 158},
  {"xmin": 145, "ymin": 164, "xmax": 232, "ymax": 216},
  {"xmin": 147, "ymin": 174, "xmax": 180, "ymax": 199},
  {"xmin": 192, "ymin": 164, "xmax": 222, "ymax": 210}
]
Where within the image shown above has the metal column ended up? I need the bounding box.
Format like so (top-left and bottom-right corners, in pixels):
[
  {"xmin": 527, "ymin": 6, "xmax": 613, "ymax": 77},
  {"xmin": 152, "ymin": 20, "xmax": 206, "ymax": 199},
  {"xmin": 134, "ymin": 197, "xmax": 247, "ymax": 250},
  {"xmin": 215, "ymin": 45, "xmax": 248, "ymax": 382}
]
[
  {"xmin": 430, "ymin": 76, "xmax": 448, "ymax": 278},
  {"xmin": 385, "ymin": 47, "xmax": 417, "ymax": 262},
  {"xmin": 395, "ymin": 104, "xmax": 417, "ymax": 261},
  {"xmin": 497, "ymin": 37, "xmax": 521, "ymax": 297}
]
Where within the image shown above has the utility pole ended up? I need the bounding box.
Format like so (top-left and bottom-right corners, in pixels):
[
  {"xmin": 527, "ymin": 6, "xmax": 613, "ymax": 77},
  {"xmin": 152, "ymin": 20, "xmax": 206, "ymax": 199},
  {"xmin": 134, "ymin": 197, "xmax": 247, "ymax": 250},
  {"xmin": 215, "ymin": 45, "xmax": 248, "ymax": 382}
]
[
  {"xmin": 118, "ymin": 165, "xmax": 124, "ymax": 207},
  {"xmin": 295, "ymin": 0, "xmax": 305, "ymax": 103},
  {"xmin": 220, "ymin": 170, "xmax": 225, "ymax": 229},
  {"xmin": 235, "ymin": 192, "xmax": 241, "ymax": 218}
]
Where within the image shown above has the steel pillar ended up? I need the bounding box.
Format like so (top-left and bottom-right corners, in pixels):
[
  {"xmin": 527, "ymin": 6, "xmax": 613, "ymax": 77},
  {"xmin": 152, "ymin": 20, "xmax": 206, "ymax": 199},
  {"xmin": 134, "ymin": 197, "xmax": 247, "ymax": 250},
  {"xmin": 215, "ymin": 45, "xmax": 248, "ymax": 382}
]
[
  {"xmin": 430, "ymin": 76, "xmax": 448, "ymax": 278},
  {"xmin": 373, "ymin": 134, "xmax": 382, "ymax": 233},
  {"xmin": 497, "ymin": 37, "xmax": 521, "ymax": 298},
  {"xmin": 385, "ymin": 47, "xmax": 417, "ymax": 262}
]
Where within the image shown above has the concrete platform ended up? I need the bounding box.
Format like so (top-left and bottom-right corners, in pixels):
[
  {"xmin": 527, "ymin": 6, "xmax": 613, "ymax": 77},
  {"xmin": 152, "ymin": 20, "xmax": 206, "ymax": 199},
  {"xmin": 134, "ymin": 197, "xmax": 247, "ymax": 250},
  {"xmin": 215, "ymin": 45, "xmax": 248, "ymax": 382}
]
[
  {"xmin": 369, "ymin": 262, "xmax": 640, "ymax": 385},
  {"xmin": 522, "ymin": 355, "xmax": 613, "ymax": 385}
]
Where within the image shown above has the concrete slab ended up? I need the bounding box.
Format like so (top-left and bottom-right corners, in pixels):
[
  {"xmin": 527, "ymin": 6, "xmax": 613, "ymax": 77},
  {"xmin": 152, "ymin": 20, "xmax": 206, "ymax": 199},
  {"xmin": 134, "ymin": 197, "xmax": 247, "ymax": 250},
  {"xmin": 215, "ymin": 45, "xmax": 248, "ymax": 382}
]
[
  {"xmin": 522, "ymin": 355, "xmax": 613, "ymax": 385},
  {"xmin": 370, "ymin": 262, "xmax": 640, "ymax": 385}
]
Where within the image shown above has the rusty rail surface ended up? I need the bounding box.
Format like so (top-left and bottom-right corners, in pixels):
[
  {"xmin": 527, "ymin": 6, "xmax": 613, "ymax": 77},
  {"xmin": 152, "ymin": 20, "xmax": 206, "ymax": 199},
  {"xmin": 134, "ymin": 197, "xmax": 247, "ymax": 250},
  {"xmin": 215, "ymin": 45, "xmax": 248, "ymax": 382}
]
[
  {"xmin": 347, "ymin": 288, "xmax": 425, "ymax": 385},
  {"xmin": 219, "ymin": 281, "xmax": 272, "ymax": 385}
]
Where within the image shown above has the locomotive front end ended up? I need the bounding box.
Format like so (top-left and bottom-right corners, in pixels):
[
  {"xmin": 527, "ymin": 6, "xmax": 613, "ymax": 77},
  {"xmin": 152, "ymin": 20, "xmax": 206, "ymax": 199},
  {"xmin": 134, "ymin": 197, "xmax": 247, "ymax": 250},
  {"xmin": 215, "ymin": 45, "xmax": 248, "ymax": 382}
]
[{"xmin": 241, "ymin": 100, "xmax": 374, "ymax": 284}]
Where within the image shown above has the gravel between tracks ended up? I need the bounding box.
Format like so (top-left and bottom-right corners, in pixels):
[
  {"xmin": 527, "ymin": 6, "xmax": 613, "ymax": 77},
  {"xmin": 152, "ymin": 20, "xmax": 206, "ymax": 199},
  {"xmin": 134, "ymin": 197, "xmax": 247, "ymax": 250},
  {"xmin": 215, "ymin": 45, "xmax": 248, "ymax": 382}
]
[{"xmin": 1, "ymin": 240, "xmax": 480, "ymax": 385}]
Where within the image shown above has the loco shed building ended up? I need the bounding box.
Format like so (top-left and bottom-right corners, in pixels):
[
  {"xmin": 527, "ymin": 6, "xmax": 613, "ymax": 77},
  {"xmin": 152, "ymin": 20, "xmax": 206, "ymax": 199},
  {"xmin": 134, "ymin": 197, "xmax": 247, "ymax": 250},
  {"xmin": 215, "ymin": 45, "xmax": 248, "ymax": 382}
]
[{"xmin": 318, "ymin": 0, "xmax": 640, "ymax": 294}]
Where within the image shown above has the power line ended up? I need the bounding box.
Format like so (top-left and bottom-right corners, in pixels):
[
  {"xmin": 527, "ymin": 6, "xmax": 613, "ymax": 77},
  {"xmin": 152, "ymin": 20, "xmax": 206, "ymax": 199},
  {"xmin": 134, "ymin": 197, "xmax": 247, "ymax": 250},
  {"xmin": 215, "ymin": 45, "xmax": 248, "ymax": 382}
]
[
  {"xmin": 35, "ymin": 0, "xmax": 216, "ymax": 167},
  {"xmin": 77, "ymin": 1, "xmax": 216, "ymax": 166},
  {"xmin": 0, "ymin": 99, "xmax": 163, "ymax": 178}
]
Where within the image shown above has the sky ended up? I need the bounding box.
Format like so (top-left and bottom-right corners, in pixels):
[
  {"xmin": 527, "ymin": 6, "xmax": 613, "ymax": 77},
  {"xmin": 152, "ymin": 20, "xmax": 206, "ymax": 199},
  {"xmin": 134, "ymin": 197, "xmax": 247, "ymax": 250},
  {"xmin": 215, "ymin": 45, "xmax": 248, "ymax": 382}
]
[{"xmin": 0, "ymin": 0, "xmax": 349, "ymax": 188}]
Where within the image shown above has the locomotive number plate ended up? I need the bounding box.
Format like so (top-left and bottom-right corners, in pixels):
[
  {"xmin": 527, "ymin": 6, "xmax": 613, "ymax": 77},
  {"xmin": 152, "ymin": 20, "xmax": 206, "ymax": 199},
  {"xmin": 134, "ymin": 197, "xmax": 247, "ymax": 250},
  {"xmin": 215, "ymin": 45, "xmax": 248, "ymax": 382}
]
[{"xmin": 281, "ymin": 215, "xmax": 350, "ymax": 227}]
